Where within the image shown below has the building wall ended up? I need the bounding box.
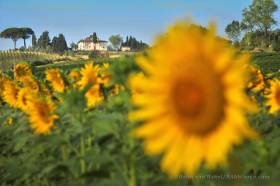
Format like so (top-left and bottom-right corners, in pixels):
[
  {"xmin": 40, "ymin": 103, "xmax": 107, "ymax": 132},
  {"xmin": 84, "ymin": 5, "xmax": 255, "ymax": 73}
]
[{"xmin": 78, "ymin": 42, "xmax": 107, "ymax": 51}]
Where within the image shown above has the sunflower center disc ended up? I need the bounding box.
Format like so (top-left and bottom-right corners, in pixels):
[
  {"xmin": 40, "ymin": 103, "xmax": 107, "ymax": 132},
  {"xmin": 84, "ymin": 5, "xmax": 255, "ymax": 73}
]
[
  {"xmin": 174, "ymin": 82, "xmax": 204, "ymax": 117},
  {"xmin": 171, "ymin": 70, "xmax": 225, "ymax": 136},
  {"xmin": 275, "ymin": 88, "xmax": 280, "ymax": 105}
]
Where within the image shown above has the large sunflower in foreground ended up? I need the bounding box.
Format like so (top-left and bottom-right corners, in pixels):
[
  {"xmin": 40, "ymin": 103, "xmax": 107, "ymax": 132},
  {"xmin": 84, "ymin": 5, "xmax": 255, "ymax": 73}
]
[
  {"xmin": 45, "ymin": 69, "xmax": 66, "ymax": 93},
  {"xmin": 27, "ymin": 98, "xmax": 58, "ymax": 134},
  {"xmin": 266, "ymin": 80, "xmax": 280, "ymax": 114},
  {"xmin": 130, "ymin": 22, "xmax": 258, "ymax": 177}
]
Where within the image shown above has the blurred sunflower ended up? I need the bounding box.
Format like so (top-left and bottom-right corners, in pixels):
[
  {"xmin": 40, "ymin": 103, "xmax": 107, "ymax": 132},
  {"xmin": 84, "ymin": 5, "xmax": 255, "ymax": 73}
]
[
  {"xmin": 46, "ymin": 69, "xmax": 66, "ymax": 93},
  {"xmin": 2, "ymin": 81, "xmax": 20, "ymax": 108},
  {"xmin": 5, "ymin": 117, "xmax": 13, "ymax": 125},
  {"xmin": 0, "ymin": 72, "xmax": 9, "ymax": 97},
  {"xmin": 68, "ymin": 69, "xmax": 80, "ymax": 81},
  {"xmin": 78, "ymin": 63, "xmax": 98, "ymax": 89},
  {"xmin": 85, "ymin": 84, "xmax": 104, "ymax": 108},
  {"xmin": 27, "ymin": 98, "xmax": 58, "ymax": 134},
  {"xmin": 266, "ymin": 80, "xmax": 280, "ymax": 114},
  {"xmin": 99, "ymin": 73, "xmax": 111, "ymax": 87},
  {"xmin": 41, "ymin": 84, "xmax": 52, "ymax": 98},
  {"xmin": 111, "ymin": 84, "xmax": 125, "ymax": 96},
  {"xmin": 130, "ymin": 21, "xmax": 257, "ymax": 176},
  {"xmin": 103, "ymin": 63, "xmax": 110, "ymax": 69},
  {"xmin": 247, "ymin": 65, "xmax": 265, "ymax": 92},
  {"xmin": 14, "ymin": 63, "xmax": 32, "ymax": 80},
  {"xmin": 17, "ymin": 88, "xmax": 33, "ymax": 111},
  {"xmin": 129, "ymin": 72, "xmax": 145, "ymax": 97},
  {"xmin": 21, "ymin": 76, "xmax": 39, "ymax": 93}
]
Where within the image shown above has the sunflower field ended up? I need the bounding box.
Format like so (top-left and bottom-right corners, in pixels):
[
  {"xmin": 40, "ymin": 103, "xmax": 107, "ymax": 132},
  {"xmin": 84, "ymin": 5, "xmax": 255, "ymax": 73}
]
[{"xmin": 1, "ymin": 22, "xmax": 280, "ymax": 186}]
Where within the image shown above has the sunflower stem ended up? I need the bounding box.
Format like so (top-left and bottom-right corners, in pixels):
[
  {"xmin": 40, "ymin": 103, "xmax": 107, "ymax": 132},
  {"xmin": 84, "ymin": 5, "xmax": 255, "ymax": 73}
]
[
  {"xmin": 128, "ymin": 160, "xmax": 136, "ymax": 186},
  {"xmin": 80, "ymin": 136, "xmax": 86, "ymax": 174},
  {"xmin": 61, "ymin": 144, "xmax": 68, "ymax": 161}
]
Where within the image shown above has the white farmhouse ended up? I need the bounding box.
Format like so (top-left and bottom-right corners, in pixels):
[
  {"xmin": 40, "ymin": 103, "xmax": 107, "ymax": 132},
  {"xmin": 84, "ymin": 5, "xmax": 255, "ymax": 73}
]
[
  {"xmin": 121, "ymin": 46, "xmax": 131, "ymax": 52},
  {"xmin": 78, "ymin": 34, "xmax": 108, "ymax": 51}
]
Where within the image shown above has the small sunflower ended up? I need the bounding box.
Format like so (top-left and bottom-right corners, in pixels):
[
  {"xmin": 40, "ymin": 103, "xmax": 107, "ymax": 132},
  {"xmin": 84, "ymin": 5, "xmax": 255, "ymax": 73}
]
[
  {"xmin": 130, "ymin": 21, "xmax": 257, "ymax": 176},
  {"xmin": 103, "ymin": 63, "xmax": 110, "ymax": 69},
  {"xmin": 27, "ymin": 98, "xmax": 58, "ymax": 134},
  {"xmin": 0, "ymin": 72, "xmax": 9, "ymax": 97},
  {"xmin": 14, "ymin": 63, "xmax": 32, "ymax": 80},
  {"xmin": 41, "ymin": 84, "xmax": 52, "ymax": 98},
  {"xmin": 247, "ymin": 65, "xmax": 265, "ymax": 92},
  {"xmin": 2, "ymin": 80, "xmax": 20, "ymax": 108},
  {"xmin": 68, "ymin": 69, "xmax": 80, "ymax": 81},
  {"xmin": 45, "ymin": 69, "xmax": 66, "ymax": 93},
  {"xmin": 77, "ymin": 63, "xmax": 98, "ymax": 89},
  {"xmin": 99, "ymin": 73, "xmax": 111, "ymax": 87},
  {"xmin": 85, "ymin": 84, "xmax": 104, "ymax": 108},
  {"xmin": 21, "ymin": 76, "xmax": 39, "ymax": 93},
  {"xmin": 5, "ymin": 117, "xmax": 13, "ymax": 125},
  {"xmin": 111, "ymin": 84, "xmax": 125, "ymax": 96},
  {"xmin": 17, "ymin": 88, "xmax": 33, "ymax": 111},
  {"xmin": 266, "ymin": 80, "xmax": 280, "ymax": 114}
]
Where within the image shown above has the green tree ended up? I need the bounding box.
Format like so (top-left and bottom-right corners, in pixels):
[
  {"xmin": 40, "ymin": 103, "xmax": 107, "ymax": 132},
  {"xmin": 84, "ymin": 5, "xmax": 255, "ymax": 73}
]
[
  {"xmin": 225, "ymin": 20, "xmax": 241, "ymax": 44},
  {"xmin": 32, "ymin": 33, "xmax": 37, "ymax": 48},
  {"xmin": 37, "ymin": 31, "xmax": 50, "ymax": 50},
  {"xmin": 19, "ymin": 27, "xmax": 34, "ymax": 48},
  {"xmin": 241, "ymin": 8, "xmax": 255, "ymax": 32},
  {"xmin": 121, "ymin": 35, "xmax": 148, "ymax": 51},
  {"xmin": 51, "ymin": 36, "xmax": 59, "ymax": 53},
  {"xmin": 0, "ymin": 27, "xmax": 21, "ymax": 49},
  {"xmin": 51, "ymin": 34, "xmax": 68, "ymax": 54},
  {"xmin": 70, "ymin": 42, "xmax": 78, "ymax": 50},
  {"xmin": 242, "ymin": 0, "xmax": 278, "ymax": 46},
  {"xmin": 92, "ymin": 32, "xmax": 98, "ymax": 43},
  {"xmin": 57, "ymin": 34, "xmax": 68, "ymax": 53},
  {"xmin": 109, "ymin": 35, "xmax": 123, "ymax": 50}
]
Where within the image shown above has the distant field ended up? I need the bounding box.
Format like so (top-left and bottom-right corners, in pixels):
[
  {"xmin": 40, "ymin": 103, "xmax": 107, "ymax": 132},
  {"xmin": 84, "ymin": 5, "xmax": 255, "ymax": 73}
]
[
  {"xmin": 0, "ymin": 51, "xmax": 86, "ymax": 71},
  {"xmin": 251, "ymin": 52, "xmax": 280, "ymax": 73}
]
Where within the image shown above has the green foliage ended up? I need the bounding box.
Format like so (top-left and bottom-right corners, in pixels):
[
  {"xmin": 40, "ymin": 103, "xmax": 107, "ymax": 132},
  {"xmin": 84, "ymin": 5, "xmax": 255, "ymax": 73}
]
[
  {"xmin": 51, "ymin": 34, "xmax": 68, "ymax": 54},
  {"xmin": 32, "ymin": 33, "xmax": 37, "ymax": 49},
  {"xmin": 225, "ymin": 20, "xmax": 241, "ymax": 43},
  {"xmin": 0, "ymin": 27, "xmax": 34, "ymax": 49},
  {"xmin": 122, "ymin": 36, "xmax": 149, "ymax": 51},
  {"xmin": 109, "ymin": 35, "xmax": 123, "ymax": 50},
  {"xmin": 229, "ymin": 0, "xmax": 279, "ymax": 49},
  {"xmin": 251, "ymin": 52, "xmax": 280, "ymax": 73},
  {"xmin": 18, "ymin": 28, "xmax": 34, "ymax": 48},
  {"xmin": 0, "ymin": 28, "xmax": 22, "ymax": 49},
  {"xmin": 70, "ymin": 42, "xmax": 78, "ymax": 51},
  {"xmin": 92, "ymin": 32, "xmax": 98, "ymax": 43},
  {"xmin": 38, "ymin": 31, "xmax": 51, "ymax": 50},
  {"xmin": 1, "ymin": 55, "xmax": 280, "ymax": 186}
]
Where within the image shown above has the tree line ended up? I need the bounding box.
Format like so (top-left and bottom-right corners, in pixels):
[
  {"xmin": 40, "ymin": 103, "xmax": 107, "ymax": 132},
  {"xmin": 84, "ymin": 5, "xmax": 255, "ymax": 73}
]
[
  {"xmin": 108, "ymin": 35, "xmax": 148, "ymax": 51},
  {"xmin": 225, "ymin": 0, "xmax": 280, "ymax": 51},
  {"xmin": 0, "ymin": 28, "xmax": 68, "ymax": 54},
  {"xmin": 122, "ymin": 36, "xmax": 148, "ymax": 51}
]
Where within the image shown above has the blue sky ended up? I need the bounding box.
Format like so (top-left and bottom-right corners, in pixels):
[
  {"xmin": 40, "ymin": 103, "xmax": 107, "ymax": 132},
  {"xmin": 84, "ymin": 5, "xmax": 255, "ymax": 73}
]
[{"xmin": 0, "ymin": 0, "xmax": 280, "ymax": 50}]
